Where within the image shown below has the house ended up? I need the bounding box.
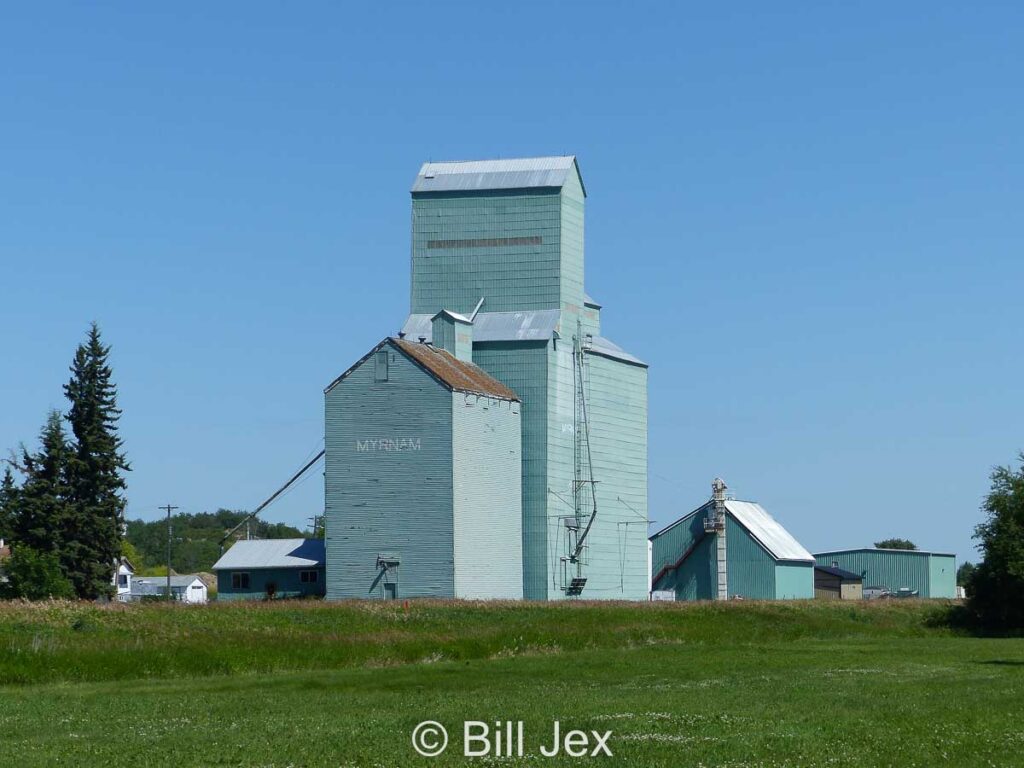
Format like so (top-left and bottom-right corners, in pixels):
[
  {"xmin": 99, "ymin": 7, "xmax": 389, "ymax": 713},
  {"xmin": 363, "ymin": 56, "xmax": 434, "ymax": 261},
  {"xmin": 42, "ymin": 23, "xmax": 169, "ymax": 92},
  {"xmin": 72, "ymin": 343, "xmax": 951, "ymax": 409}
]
[
  {"xmin": 130, "ymin": 574, "xmax": 208, "ymax": 604},
  {"xmin": 650, "ymin": 479, "xmax": 815, "ymax": 601},
  {"xmin": 814, "ymin": 564, "xmax": 863, "ymax": 600},
  {"xmin": 324, "ymin": 335, "xmax": 523, "ymax": 600},
  {"xmin": 812, "ymin": 548, "xmax": 956, "ymax": 598},
  {"xmin": 112, "ymin": 556, "xmax": 135, "ymax": 602},
  {"xmin": 212, "ymin": 538, "xmax": 326, "ymax": 600}
]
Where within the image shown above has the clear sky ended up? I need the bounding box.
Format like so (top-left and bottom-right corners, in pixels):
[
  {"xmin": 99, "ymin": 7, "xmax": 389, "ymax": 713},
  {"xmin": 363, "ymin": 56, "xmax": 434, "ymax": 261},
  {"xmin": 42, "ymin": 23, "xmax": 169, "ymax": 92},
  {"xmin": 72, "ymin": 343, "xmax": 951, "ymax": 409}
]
[{"xmin": 2, "ymin": 3, "xmax": 1021, "ymax": 563}]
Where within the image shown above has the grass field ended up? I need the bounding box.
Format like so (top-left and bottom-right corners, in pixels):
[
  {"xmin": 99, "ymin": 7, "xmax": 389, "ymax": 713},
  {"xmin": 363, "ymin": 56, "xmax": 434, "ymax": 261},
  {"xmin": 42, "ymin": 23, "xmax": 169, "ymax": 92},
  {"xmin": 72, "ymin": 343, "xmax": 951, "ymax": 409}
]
[{"xmin": 1, "ymin": 600, "xmax": 1022, "ymax": 767}]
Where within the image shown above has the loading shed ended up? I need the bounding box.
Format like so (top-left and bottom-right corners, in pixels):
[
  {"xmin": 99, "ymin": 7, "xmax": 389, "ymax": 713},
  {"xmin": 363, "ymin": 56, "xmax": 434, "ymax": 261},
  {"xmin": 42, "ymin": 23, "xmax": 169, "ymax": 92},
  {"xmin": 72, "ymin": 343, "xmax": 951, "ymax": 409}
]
[{"xmin": 650, "ymin": 480, "xmax": 815, "ymax": 601}]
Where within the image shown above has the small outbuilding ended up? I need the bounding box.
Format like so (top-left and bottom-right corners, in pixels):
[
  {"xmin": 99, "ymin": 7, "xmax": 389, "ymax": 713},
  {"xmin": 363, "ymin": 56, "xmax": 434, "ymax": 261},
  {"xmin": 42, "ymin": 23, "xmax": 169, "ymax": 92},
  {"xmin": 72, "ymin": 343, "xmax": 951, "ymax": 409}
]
[
  {"xmin": 814, "ymin": 565, "xmax": 863, "ymax": 600},
  {"xmin": 212, "ymin": 538, "xmax": 326, "ymax": 600},
  {"xmin": 650, "ymin": 479, "xmax": 815, "ymax": 601},
  {"xmin": 113, "ymin": 556, "xmax": 135, "ymax": 602},
  {"xmin": 812, "ymin": 548, "xmax": 956, "ymax": 598},
  {"xmin": 130, "ymin": 574, "xmax": 208, "ymax": 604}
]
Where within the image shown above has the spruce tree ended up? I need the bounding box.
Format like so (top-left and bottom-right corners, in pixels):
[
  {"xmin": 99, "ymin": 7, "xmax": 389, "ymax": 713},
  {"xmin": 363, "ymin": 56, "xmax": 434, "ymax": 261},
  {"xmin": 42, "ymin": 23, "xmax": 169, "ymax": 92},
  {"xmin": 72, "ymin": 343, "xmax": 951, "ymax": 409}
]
[
  {"xmin": 12, "ymin": 411, "xmax": 72, "ymax": 557},
  {"xmin": 63, "ymin": 323, "xmax": 130, "ymax": 599},
  {"xmin": 0, "ymin": 466, "xmax": 17, "ymax": 541}
]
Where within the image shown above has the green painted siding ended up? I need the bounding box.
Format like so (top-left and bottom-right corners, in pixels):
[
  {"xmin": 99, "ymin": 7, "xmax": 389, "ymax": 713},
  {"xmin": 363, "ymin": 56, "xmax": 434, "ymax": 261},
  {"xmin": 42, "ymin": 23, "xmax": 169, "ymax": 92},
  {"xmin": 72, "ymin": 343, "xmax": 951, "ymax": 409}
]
[
  {"xmin": 575, "ymin": 352, "xmax": 648, "ymax": 600},
  {"xmin": 928, "ymin": 554, "xmax": 956, "ymax": 598},
  {"xmin": 452, "ymin": 393, "xmax": 523, "ymax": 599},
  {"xmin": 725, "ymin": 516, "xmax": 776, "ymax": 600},
  {"xmin": 559, "ymin": 169, "xmax": 585, "ymax": 318},
  {"xmin": 411, "ymin": 190, "xmax": 563, "ymax": 315},
  {"xmin": 325, "ymin": 345, "xmax": 455, "ymax": 599},
  {"xmin": 471, "ymin": 341, "xmax": 550, "ymax": 599},
  {"xmin": 216, "ymin": 567, "xmax": 325, "ymax": 600},
  {"xmin": 650, "ymin": 508, "xmax": 715, "ymax": 600},
  {"xmin": 814, "ymin": 550, "xmax": 948, "ymax": 597},
  {"xmin": 775, "ymin": 562, "xmax": 814, "ymax": 600}
]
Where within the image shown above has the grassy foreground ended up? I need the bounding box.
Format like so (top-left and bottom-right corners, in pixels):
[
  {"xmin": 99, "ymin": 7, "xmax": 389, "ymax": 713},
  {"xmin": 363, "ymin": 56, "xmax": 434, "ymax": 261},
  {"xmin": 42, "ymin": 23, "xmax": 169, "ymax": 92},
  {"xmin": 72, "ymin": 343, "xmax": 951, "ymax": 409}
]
[{"xmin": 0, "ymin": 600, "xmax": 1022, "ymax": 766}]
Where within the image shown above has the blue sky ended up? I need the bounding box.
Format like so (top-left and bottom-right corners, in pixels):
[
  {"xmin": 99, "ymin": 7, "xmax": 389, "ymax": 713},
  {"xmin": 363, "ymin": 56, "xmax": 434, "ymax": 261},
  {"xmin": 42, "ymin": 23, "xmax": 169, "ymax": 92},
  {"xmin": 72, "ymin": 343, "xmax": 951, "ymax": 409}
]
[{"xmin": 2, "ymin": 3, "xmax": 1021, "ymax": 563}]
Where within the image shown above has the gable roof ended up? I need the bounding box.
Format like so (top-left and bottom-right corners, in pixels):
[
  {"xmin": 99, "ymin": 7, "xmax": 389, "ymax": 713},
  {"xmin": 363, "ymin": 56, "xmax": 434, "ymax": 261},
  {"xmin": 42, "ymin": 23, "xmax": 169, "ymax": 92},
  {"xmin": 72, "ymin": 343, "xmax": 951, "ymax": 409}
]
[
  {"xmin": 132, "ymin": 574, "xmax": 204, "ymax": 589},
  {"xmin": 725, "ymin": 500, "xmax": 814, "ymax": 562},
  {"xmin": 651, "ymin": 499, "xmax": 813, "ymax": 563},
  {"xmin": 325, "ymin": 338, "xmax": 520, "ymax": 401},
  {"xmin": 212, "ymin": 538, "xmax": 326, "ymax": 570},
  {"xmin": 813, "ymin": 547, "xmax": 957, "ymax": 558},
  {"xmin": 412, "ymin": 156, "xmax": 585, "ymax": 196}
]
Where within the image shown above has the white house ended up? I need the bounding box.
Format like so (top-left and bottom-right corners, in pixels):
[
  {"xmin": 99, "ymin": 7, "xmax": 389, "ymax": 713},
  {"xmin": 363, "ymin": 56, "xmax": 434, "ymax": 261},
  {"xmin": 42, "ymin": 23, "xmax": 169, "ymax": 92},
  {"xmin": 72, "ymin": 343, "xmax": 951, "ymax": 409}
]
[
  {"xmin": 130, "ymin": 574, "xmax": 208, "ymax": 604},
  {"xmin": 113, "ymin": 556, "xmax": 135, "ymax": 602}
]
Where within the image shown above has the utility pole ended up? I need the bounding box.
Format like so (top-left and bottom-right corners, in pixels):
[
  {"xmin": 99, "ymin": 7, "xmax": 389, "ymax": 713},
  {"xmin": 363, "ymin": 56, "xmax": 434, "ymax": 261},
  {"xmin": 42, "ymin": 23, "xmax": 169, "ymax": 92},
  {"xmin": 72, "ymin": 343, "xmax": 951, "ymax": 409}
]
[{"xmin": 160, "ymin": 504, "xmax": 178, "ymax": 601}]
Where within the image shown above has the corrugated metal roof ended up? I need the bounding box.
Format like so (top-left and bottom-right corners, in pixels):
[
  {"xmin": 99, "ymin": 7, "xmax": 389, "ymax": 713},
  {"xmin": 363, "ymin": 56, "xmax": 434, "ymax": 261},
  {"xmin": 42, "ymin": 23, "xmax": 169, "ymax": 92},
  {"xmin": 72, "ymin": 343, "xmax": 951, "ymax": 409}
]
[
  {"xmin": 402, "ymin": 310, "xmax": 561, "ymax": 343},
  {"xmin": 132, "ymin": 574, "xmax": 203, "ymax": 589},
  {"xmin": 412, "ymin": 156, "xmax": 585, "ymax": 195},
  {"xmin": 583, "ymin": 292, "xmax": 602, "ymax": 308},
  {"xmin": 212, "ymin": 539, "xmax": 326, "ymax": 570},
  {"xmin": 587, "ymin": 335, "xmax": 647, "ymax": 367},
  {"xmin": 813, "ymin": 547, "xmax": 957, "ymax": 558},
  {"xmin": 393, "ymin": 339, "xmax": 519, "ymax": 401},
  {"xmin": 725, "ymin": 500, "xmax": 815, "ymax": 562},
  {"xmin": 431, "ymin": 309, "xmax": 471, "ymax": 324}
]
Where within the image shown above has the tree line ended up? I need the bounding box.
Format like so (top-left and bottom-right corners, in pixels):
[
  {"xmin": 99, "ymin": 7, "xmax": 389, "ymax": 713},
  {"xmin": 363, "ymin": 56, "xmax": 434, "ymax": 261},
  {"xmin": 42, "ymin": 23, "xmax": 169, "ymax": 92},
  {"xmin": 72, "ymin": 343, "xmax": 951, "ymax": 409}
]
[{"xmin": 0, "ymin": 324, "xmax": 128, "ymax": 599}]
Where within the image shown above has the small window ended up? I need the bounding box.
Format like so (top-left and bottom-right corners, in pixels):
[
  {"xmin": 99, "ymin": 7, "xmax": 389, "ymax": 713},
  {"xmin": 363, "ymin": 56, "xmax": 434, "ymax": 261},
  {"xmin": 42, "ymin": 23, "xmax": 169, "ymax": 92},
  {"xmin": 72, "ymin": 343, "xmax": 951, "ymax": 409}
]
[
  {"xmin": 232, "ymin": 572, "xmax": 251, "ymax": 589},
  {"xmin": 300, "ymin": 570, "xmax": 319, "ymax": 584},
  {"xmin": 374, "ymin": 350, "xmax": 389, "ymax": 382}
]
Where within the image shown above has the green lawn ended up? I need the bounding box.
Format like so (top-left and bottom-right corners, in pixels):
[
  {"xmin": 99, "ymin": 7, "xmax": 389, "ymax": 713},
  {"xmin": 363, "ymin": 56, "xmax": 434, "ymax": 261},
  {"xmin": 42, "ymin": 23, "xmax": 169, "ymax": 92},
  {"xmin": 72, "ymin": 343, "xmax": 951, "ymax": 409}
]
[{"xmin": 0, "ymin": 600, "xmax": 1022, "ymax": 767}]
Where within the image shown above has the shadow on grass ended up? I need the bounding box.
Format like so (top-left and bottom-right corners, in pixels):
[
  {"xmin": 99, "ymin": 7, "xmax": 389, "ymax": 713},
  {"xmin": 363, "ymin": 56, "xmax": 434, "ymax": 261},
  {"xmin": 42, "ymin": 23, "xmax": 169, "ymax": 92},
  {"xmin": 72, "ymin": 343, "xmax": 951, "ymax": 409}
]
[
  {"xmin": 925, "ymin": 603, "xmax": 1024, "ymax": 638},
  {"xmin": 977, "ymin": 660, "xmax": 1024, "ymax": 666}
]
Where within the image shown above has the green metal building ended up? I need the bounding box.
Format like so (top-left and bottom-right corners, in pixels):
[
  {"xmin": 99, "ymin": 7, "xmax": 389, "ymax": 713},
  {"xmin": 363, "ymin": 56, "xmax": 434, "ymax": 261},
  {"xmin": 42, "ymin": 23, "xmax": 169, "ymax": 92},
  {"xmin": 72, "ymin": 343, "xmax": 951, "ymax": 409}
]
[
  {"xmin": 650, "ymin": 480, "xmax": 815, "ymax": 601},
  {"xmin": 397, "ymin": 157, "xmax": 649, "ymax": 601},
  {"xmin": 813, "ymin": 548, "xmax": 956, "ymax": 598},
  {"xmin": 325, "ymin": 335, "xmax": 523, "ymax": 599}
]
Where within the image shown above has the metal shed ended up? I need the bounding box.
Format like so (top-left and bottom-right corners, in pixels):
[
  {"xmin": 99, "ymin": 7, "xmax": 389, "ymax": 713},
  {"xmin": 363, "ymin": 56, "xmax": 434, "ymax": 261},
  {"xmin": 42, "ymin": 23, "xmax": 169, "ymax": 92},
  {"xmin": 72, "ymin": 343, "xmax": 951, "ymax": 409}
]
[
  {"xmin": 212, "ymin": 538, "xmax": 326, "ymax": 600},
  {"xmin": 650, "ymin": 480, "xmax": 815, "ymax": 601},
  {"xmin": 812, "ymin": 548, "xmax": 956, "ymax": 598}
]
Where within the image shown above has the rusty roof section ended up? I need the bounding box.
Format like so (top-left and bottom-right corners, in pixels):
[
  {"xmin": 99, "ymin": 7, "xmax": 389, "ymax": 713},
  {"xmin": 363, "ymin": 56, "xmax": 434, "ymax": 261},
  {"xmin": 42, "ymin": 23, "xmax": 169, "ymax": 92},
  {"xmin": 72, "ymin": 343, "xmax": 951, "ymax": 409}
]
[{"xmin": 392, "ymin": 338, "xmax": 519, "ymax": 401}]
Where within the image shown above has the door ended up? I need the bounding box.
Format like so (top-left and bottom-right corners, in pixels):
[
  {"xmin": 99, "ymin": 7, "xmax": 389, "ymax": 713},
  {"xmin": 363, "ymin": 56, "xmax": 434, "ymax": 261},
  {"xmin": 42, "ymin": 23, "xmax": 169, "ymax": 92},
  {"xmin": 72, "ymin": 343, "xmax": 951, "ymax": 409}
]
[{"xmin": 383, "ymin": 583, "xmax": 397, "ymax": 600}]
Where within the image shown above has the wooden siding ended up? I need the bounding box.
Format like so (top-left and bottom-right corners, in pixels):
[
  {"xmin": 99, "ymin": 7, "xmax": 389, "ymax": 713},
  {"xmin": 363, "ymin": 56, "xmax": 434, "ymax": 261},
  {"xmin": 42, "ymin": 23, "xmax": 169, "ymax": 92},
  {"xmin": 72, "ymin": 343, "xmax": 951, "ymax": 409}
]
[
  {"xmin": 411, "ymin": 190, "xmax": 564, "ymax": 315},
  {"xmin": 452, "ymin": 394, "xmax": 523, "ymax": 598},
  {"xmin": 325, "ymin": 347, "xmax": 455, "ymax": 599},
  {"xmin": 471, "ymin": 341, "xmax": 550, "ymax": 599},
  {"xmin": 216, "ymin": 567, "xmax": 325, "ymax": 600}
]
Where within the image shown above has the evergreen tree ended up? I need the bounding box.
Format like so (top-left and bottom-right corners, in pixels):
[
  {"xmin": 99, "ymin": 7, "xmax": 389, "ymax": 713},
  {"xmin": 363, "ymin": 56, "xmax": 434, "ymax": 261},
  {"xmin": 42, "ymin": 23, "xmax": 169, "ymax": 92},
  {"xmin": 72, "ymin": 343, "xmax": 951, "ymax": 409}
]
[
  {"xmin": 63, "ymin": 323, "xmax": 130, "ymax": 599},
  {"xmin": 0, "ymin": 466, "xmax": 17, "ymax": 541},
  {"xmin": 12, "ymin": 411, "xmax": 72, "ymax": 557}
]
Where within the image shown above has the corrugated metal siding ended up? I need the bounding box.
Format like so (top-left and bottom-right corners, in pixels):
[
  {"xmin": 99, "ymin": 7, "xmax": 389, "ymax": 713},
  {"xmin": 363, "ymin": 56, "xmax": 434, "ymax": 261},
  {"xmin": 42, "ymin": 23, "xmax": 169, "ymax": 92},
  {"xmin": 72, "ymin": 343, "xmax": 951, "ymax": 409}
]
[
  {"xmin": 471, "ymin": 341, "xmax": 550, "ymax": 600},
  {"xmin": 774, "ymin": 562, "xmax": 814, "ymax": 599},
  {"xmin": 676, "ymin": 533, "xmax": 716, "ymax": 600},
  {"xmin": 411, "ymin": 190, "xmax": 564, "ymax": 314},
  {"xmin": 650, "ymin": 509, "xmax": 712, "ymax": 598},
  {"xmin": 325, "ymin": 348, "xmax": 455, "ymax": 599},
  {"xmin": 928, "ymin": 554, "xmax": 956, "ymax": 598},
  {"xmin": 725, "ymin": 516, "xmax": 776, "ymax": 599},
  {"xmin": 452, "ymin": 393, "xmax": 523, "ymax": 599},
  {"xmin": 574, "ymin": 352, "xmax": 648, "ymax": 600},
  {"xmin": 814, "ymin": 550, "xmax": 931, "ymax": 596}
]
